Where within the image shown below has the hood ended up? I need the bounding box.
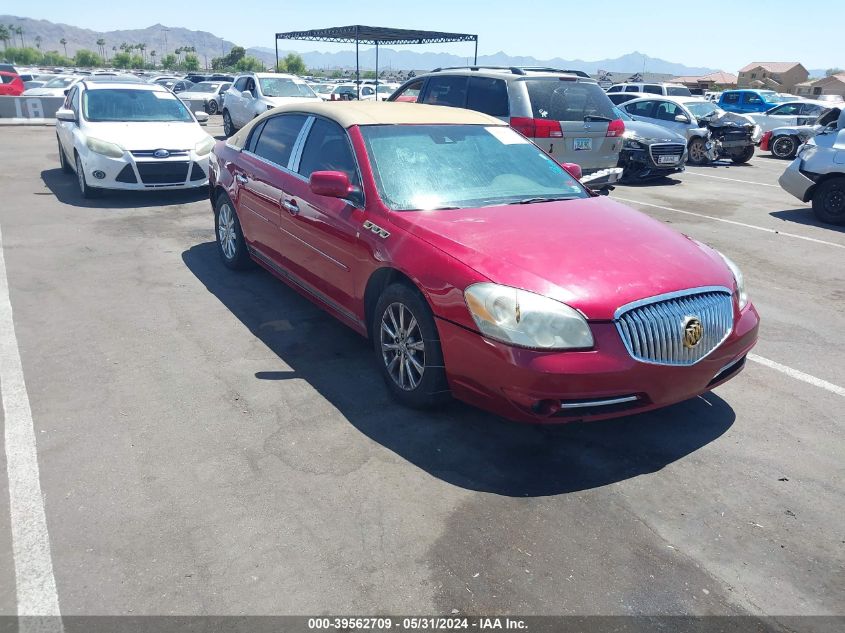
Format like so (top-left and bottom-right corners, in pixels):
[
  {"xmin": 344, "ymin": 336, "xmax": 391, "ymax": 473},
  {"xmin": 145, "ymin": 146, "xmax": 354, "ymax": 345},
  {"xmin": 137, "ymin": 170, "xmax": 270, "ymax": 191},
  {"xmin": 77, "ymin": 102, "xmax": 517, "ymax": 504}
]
[
  {"xmin": 81, "ymin": 121, "xmax": 208, "ymax": 151},
  {"xmin": 390, "ymin": 197, "xmax": 734, "ymax": 320},
  {"xmin": 623, "ymin": 120, "xmax": 686, "ymax": 143},
  {"xmin": 23, "ymin": 88, "xmax": 64, "ymax": 97},
  {"xmin": 179, "ymin": 91, "xmax": 214, "ymax": 100},
  {"xmin": 263, "ymin": 96, "xmax": 321, "ymax": 106}
]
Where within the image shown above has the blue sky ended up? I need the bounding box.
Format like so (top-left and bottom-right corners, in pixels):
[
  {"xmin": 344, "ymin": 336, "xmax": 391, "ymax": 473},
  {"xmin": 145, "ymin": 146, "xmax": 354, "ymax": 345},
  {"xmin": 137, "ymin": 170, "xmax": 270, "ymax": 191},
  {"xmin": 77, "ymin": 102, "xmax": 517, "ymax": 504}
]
[{"xmin": 12, "ymin": 0, "xmax": 845, "ymax": 71}]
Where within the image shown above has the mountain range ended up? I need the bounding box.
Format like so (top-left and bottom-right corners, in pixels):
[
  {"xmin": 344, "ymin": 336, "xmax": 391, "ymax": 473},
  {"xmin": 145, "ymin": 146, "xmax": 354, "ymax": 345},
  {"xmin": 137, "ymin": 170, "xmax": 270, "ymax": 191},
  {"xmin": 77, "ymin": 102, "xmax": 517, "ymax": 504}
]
[{"xmin": 1, "ymin": 14, "xmax": 723, "ymax": 76}]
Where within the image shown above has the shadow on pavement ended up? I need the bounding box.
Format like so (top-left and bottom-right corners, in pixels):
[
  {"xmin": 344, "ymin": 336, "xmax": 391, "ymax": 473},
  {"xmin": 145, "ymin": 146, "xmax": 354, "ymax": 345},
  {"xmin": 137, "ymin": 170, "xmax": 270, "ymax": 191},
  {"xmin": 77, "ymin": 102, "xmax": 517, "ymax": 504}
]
[
  {"xmin": 770, "ymin": 208, "xmax": 845, "ymax": 233},
  {"xmin": 617, "ymin": 176, "xmax": 683, "ymax": 188},
  {"xmin": 182, "ymin": 241, "xmax": 736, "ymax": 497},
  {"xmin": 40, "ymin": 168, "xmax": 209, "ymax": 210}
]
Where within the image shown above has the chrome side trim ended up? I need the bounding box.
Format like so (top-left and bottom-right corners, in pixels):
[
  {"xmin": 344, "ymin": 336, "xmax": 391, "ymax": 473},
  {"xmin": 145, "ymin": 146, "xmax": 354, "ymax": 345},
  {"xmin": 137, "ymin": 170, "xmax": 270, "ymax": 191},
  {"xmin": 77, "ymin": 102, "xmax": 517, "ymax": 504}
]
[
  {"xmin": 560, "ymin": 395, "xmax": 639, "ymax": 409},
  {"xmin": 277, "ymin": 225, "xmax": 349, "ymax": 271}
]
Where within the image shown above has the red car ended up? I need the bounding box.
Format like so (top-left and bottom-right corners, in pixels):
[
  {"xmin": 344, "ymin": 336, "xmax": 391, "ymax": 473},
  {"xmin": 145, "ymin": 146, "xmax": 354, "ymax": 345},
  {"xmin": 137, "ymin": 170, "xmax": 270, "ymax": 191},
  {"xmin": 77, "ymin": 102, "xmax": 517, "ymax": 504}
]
[
  {"xmin": 209, "ymin": 102, "xmax": 759, "ymax": 423},
  {"xmin": 0, "ymin": 71, "xmax": 24, "ymax": 96}
]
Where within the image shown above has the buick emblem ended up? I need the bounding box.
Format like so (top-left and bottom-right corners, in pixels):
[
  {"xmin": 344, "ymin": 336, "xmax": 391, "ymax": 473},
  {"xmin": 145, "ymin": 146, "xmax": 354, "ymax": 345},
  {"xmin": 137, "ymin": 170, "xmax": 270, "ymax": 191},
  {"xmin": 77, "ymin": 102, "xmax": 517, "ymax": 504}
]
[
  {"xmin": 682, "ymin": 316, "xmax": 704, "ymax": 349},
  {"xmin": 153, "ymin": 149, "xmax": 170, "ymax": 158}
]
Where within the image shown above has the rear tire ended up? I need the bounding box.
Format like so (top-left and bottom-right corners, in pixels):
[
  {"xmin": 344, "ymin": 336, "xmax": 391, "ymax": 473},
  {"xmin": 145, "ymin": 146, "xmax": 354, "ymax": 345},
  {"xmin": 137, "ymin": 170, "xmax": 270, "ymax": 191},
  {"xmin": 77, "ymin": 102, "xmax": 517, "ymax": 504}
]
[
  {"xmin": 58, "ymin": 138, "xmax": 72, "ymax": 174},
  {"xmin": 812, "ymin": 177, "xmax": 845, "ymax": 226},
  {"xmin": 687, "ymin": 137, "xmax": 710, "ymax": 165},
  {"xmin": 222, "ymin": 110, "xmax": 235, "ymax": 137},
  {"xmin": 730, "ymin": 145, "xmax": 755, "ymax": 164},
  {"xmin": 214, "ymin": 192, "xmax": 252, "ymax": 269},
  {"xmin": 770, "ymin": 135, "xmax": 798, "ymax": 160},
  {"xmin": 373, "ymin": 283, "xmax": 450, "ymax": 409},
  {"xmin": 207, "ymin": 100, "xmax": 218, "ymax": 115}
]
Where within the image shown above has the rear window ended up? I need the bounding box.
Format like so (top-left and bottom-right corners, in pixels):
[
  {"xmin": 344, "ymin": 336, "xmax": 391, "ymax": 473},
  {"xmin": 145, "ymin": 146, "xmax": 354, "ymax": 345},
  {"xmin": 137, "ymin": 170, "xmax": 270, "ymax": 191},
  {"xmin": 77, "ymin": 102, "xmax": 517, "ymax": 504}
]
[
  {"xmin": 524, "ymin": 80, "xmax": 615, "ymax": 122},
  {"xmin": 1, "ymin": 74, "xmax": 13, "ymax": 84},
  {"xmin": 666, "ymin": 86, "xmax": 692, "ymax": 96}
]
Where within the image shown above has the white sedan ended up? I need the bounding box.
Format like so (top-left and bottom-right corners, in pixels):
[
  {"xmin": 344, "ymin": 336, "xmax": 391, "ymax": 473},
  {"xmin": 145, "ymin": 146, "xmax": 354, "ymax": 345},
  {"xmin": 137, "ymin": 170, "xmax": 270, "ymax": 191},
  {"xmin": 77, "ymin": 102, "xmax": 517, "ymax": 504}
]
[
  {"xmin": 55, "ymin": 80, "xmax": 214, "ymax": 198},
  {"xmin": 747, "ymin": 100, "xmax": 828, "ymax": 134}
]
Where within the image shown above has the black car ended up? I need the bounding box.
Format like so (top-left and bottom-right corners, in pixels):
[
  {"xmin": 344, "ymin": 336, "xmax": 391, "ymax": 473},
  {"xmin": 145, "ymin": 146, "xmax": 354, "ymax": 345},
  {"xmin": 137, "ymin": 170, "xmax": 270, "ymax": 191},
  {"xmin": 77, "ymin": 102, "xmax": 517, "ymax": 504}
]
[{"xmin": 613, "ymin": 107, "xmax": 687, "ymax": 182}]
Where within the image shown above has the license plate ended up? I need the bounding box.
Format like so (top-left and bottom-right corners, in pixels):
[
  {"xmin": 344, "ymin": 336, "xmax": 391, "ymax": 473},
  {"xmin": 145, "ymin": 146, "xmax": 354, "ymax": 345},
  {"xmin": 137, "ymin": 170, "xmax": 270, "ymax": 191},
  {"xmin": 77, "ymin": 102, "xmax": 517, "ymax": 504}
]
[
  {"xmin": 657, "ymin": 155, "xmax": 679, "ymax": 164},
  {"xmin": 573, "ymin": 138, "xmax": 592, "ymax": 151}
]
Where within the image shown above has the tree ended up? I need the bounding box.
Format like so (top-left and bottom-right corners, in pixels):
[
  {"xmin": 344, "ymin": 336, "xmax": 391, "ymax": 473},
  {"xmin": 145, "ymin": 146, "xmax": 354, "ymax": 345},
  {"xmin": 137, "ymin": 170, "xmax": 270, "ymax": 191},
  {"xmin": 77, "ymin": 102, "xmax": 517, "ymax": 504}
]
[
  {"xmin": 75, "ymin": 49, "xmax": 102, "ymax": 67},
  {"xmin": 161, "ymin": 53, "xmax": 177, "ymax": 69},
  {"xmin": 60, "ymin": 37, "xmax": 68, "ymax": 57},
  {"xmin": 150, "ymin": 50, "xmax": 157, "ymax": 68},
  {"xmin": 277, "ymin": 52, "xmax": 306, "ymax": 75},
  {"xmin": 235, "ymin": 56, "xmax": 265, "ymax": 72},
  {"xmin": 825, "ymin": 68, "xmax": 844, "ymax": 77},
  {"xmin": 0, "ymin": 25, "xmax": 10, "ymax": 50},
  {"xmin": 138, "ymin": 43, "xmax": 146, "ymax": 65},
  {"xmin": 34, "ymin": 35, "xmax": 42, "ymax": 50},
  {"xmin": 130, "ymin": 54, "xmax": 144, "ymax": 68},
  {"xmin": 183, "ymin": 53, "xmax": 200, "ymax": 72},
  {"xmin": 14, "ymin": 26, "xmax": 24, "ymax": 48},
  {"xmin": 96, "ymin": 38, "xmax": 105, "ymax": 59},
  {"xmin": 112, "ymin": 52, "xmax": 131, "ymax": 68}
]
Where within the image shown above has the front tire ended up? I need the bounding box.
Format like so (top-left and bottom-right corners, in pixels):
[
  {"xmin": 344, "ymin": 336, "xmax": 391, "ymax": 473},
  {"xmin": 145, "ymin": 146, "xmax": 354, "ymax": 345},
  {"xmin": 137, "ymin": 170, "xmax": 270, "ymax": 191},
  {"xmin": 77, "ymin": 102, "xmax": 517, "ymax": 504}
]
[
  {"xmin": 74, "ymin": 153, "xmax": 100, "ymax": 198},
  {"xmin": 730, "ymin": 145, "xmax": 755, "ymax": 164},
  {"xmin": 687, "ymin": 137, "xmax": 710, "ymax": 165},
  {"xmin": 770, "ymin": 135, "xmax": 798, "ymax": 160},
  {"xmin": 214, "ymin": 192, "xmax": 252, "ymax": 269},
  {"xmin": 222, "ymin": 110, "xmax": 235, "ymax": 137},
  {"xmin": 373, "ymin": 283, "xmax": 450, "ymax": 409},
  {"xmin": 812, "ymin": 177, "xmax": 845, "ymax": 226}
]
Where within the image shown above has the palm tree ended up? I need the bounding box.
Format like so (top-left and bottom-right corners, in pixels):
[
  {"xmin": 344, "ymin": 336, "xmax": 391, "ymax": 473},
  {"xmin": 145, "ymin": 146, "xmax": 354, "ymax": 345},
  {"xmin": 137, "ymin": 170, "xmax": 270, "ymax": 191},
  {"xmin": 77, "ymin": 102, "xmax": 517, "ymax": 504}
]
[
  {"xmin": 34, "ymin": 35, "xmax": 42, "ymax": 50},
  {"xmin": 96, "ymin": 38, "xmax": 105, "ymax": 59},
  {"xmin": 138, "ymin": 43, "xmax": 146, "ymax": 65},
  {"xmin": 112, "ymin": 45, "xmax": 117, "ymax": 60},
  {"xmin": 60, "ymin": 37, "xmax": 67, "ymax": 57},
  {"xmin": 150, "ymin": 50, "xmax": 156, "ymax": 68},
  {"xmin": 14, "ymin": 25, "xmax": 24, "ymax": 48},
  {"xmin": 0, "ymin": 25, "xmax": 10, "ymax": 51}
]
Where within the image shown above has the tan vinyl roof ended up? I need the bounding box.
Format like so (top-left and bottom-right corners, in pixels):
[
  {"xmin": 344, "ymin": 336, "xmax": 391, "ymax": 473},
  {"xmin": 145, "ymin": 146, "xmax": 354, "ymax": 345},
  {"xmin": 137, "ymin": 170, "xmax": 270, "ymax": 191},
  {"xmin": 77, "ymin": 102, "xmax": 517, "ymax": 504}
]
[{"xmin": 227, "ymin": 101, "xmax": 505, "ymax": 149}]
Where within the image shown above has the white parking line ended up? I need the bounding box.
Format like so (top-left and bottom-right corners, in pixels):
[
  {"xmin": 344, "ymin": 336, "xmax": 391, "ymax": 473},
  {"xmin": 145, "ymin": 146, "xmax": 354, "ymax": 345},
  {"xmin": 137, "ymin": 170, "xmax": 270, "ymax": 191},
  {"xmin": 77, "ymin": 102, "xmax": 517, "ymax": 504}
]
[
  {"xmin": 683, "ymin": 171, "xmax": 780, "ymax": 188},
  {"xmin": 0, "ymin": 222, "xmax": 63, "ymax": 625},
  {"xmin": 613, "ymin": 197, "xmax": 845, "ymax": 250},
  {"xmin": 748, "ymin": 354, "xmax": 845, "ymax": 398}
]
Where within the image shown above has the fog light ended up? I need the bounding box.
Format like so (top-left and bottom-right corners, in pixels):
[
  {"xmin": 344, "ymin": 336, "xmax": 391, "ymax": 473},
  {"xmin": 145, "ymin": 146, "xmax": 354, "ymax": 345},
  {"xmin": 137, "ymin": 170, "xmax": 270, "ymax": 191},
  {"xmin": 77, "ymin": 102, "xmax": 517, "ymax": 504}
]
[{"xmin": 92, "ymin": 170, "xmax": 106, "ymax": 180}]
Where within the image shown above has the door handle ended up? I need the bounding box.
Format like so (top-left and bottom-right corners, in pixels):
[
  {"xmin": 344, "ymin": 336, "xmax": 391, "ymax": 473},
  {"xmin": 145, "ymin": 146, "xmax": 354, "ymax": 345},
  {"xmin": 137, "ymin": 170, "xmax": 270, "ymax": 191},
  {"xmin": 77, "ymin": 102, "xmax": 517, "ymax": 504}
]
[
  {"xmin": 235, "ymin": 173, "xmax": 248, "ymax": 184},
  {"xmin": 282, "ymin": 199, "xmax": 299, "ymax": 215}
]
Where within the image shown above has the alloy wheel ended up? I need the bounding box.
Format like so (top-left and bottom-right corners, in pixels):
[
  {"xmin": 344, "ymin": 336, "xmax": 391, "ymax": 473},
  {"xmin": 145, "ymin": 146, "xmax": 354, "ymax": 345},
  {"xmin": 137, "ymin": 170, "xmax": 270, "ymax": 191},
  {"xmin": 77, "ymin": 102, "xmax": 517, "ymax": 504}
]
[
  {"xmin": 75, "ymin": 155, "xmax": 86, "ymax": 193},
  {"xmin": 772, "ymin": 137, "xmax": 795, "ymax": 158},
  {"xmin": 217, "ymin": 202, "xmax": 237, "ymax": 260},
  {"xmin": 380, "ymin": 302, "xmax": 425, "ymax": 391}
]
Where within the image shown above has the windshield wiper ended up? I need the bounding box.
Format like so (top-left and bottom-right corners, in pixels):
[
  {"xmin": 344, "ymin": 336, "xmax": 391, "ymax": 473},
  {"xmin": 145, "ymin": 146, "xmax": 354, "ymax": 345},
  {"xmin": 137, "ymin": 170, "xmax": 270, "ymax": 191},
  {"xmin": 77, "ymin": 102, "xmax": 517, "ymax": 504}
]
[
  {"xmin": 511, "ymin": 196, "xmax": 574, "ymax": 205},
  {"xmin": 584, "ymin": 115, "xmax": 613, "ymax": 122}
]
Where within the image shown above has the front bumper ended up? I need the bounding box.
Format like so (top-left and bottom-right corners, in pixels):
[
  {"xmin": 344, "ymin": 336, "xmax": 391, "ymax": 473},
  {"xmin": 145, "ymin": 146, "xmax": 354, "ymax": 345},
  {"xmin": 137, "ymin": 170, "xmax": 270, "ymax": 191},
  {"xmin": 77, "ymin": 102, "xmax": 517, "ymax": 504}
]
[
  {"xmin": 778, "ymin": 158, "xmax": 815, "ymax": 202},
  {"xmin": 618, "ymin": 146, "xmax": 686, "ymax": 180},
  {"xmin": 79, "ymin": 149, "xmax": 210, "ymax": 191},
  {"xmin": 437, "ymin": 303, "xmax": 760, "ymax": 423}
]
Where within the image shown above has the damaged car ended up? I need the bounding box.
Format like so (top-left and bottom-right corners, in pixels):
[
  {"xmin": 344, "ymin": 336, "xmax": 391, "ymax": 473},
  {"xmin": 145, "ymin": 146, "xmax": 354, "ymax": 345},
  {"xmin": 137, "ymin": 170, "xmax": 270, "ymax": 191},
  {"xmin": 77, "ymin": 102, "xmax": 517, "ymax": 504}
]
[
  {"xmin": 613, "ymin": 106, "xmax": 687, "ymax": 181},
  {"xmin": 760, "ymin": 107, "xmax": 841, "ymax": 160}
]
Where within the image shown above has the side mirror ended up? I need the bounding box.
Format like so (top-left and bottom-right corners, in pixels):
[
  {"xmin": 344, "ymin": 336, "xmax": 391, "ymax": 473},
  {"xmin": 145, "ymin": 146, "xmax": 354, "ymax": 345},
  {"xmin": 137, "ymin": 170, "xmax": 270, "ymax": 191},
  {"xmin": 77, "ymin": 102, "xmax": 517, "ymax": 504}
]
[
  {"xmin": 310, "ymin": 171, "xmax": 354, "ymax": 199},
  {"xmin": 194, "ymin": 111, "xmax": 209, "ymax": 125},
  {"xmin": 560, "ymin": 162, "xmax": 582, "ymax": 180},
  {"xmin": 241, "ymin": 90, "xmax": 253, "ymax": 99},
  {"xmin": 675, "ymin": 114, "xmax": 690, "ymax": 123},
  {"xmin": 63, "ymin": 88, "xmax": 70, "ymax": 96},
  {"xmin": 55, "ymin": 108, "xmax": 76, "ymax": 123}
]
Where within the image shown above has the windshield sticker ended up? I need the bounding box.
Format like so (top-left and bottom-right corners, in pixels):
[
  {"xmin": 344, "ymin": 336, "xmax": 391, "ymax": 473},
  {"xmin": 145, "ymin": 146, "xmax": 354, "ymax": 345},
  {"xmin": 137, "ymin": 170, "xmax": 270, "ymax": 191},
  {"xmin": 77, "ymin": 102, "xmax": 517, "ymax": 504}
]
[{"xmin": 486, "ymin": 126, "xmax": 530, "ymax": 145}]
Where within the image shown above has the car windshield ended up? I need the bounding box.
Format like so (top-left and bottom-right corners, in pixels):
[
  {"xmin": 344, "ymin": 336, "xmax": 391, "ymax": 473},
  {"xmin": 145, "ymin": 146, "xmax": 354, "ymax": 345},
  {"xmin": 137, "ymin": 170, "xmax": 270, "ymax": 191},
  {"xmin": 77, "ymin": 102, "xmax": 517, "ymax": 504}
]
[
  {"xmin": 258, "ymin": 78, "xmax": 316, "ymax": 98},
  {"xmin": 376, "ymin": 85, "xmax": 395, "ymax": 94},
  {"xmin": 188, "ymin": 82, "xmax": 221, "ymax": 93},
  {"xmin": 685, "ymin": 101, "xmax": 723, "ymax": 119},
  {"xmin": 83, "ymin": 89, "xmax": 194, "ymax": 122},
  {"xmin": 43, "ymin": 76, "xmax": 77, "ymax": 88},
  {"xmin": 361, "ymin": 124, "xmax": 588, "ymax": 211}
]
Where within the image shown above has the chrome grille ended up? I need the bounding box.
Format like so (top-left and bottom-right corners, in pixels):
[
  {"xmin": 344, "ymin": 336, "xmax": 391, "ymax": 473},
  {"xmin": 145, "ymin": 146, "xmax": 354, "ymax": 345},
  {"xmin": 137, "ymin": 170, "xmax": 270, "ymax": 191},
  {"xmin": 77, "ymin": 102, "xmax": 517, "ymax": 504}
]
[
  {"xmin": 130, "ymin": 149, "xmax": 189, "ymax": 158},
  {"xmin": 649, "ymin": 143, "xmax": 685, "ymax": 162},
  {"xmin": 615, "ymin": 287, "xmax": 734, "ymax": 366}
]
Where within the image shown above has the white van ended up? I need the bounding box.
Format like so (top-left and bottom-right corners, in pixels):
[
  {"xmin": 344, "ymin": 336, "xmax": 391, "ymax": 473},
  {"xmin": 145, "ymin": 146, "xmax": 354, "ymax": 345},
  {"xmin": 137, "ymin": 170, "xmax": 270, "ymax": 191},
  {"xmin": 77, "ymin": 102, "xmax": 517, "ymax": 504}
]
[{"xmin": 607, "ymin": 82, "xmax": 691, "ymax": 97}]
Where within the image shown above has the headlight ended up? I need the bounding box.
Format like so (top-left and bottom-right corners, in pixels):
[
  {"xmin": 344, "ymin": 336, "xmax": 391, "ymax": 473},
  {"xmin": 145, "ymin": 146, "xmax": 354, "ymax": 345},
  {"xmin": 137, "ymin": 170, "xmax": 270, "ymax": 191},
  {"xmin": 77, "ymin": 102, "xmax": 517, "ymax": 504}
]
[
  {"xmin": 194, "ymin": 135, "xmax": 215, "ymax": 156},
  {"xmin": 464, "ymin": 283, "xmax": 593, "ymax": 350},
  {"xmin": 85, "ymin": 136, "xmax": 124, "ymax": 158},
  {"xmin": 716, "ymin": 251, "xmax": 748, "ymax": 310},
  {"xmin": 623, "ymin": 138, "xmax": 644, "ymax": 150}
]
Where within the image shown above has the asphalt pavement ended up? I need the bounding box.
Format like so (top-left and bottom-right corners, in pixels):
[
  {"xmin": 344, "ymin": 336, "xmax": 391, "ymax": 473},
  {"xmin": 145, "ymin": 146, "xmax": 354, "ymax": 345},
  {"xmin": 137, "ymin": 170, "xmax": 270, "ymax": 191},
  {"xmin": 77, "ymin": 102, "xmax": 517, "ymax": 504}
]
[{"xmin": 0, "ymin": 121, "xmax": 842, "ymax": 624}]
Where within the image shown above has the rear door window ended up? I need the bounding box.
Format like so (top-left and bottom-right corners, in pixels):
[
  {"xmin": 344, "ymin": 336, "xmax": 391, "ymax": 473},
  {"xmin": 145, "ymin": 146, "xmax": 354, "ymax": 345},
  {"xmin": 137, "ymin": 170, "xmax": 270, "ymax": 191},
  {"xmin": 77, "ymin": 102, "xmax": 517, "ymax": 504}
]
[
  {"xmin": 624, "ymin": 85, "xmax": 641, "ymax": 93},
  {"xmin": 466, "ymin": 77, "xmax": 509, "ymax": 117},
  {"xmin": 524, "ymin": 80, "xmax": 615, "ymax": 121},
  {"xmin": 721, "ymin": 92, "xmax": 740, "ymax": 104},
  {"xmin": 745, "ymin": 93, "xmax": 763, "ymax": 105},
  {"xmin": 251, "ymin": 114, "xmax": 307, "ymax": 168},
  {"xmin": 625, "ymin": 100, "xmax": 656, "ymax": 118},
  {"xmin": 421, "ymin": 76, "xmax": 468, "ymax": 108},
  {"xmin": 643, "ymin": 85, "xmax": 662, "ymax": 94},
  {"xmin": 607, "ymin": 85, "xmax": 621, "ymax": 93}
]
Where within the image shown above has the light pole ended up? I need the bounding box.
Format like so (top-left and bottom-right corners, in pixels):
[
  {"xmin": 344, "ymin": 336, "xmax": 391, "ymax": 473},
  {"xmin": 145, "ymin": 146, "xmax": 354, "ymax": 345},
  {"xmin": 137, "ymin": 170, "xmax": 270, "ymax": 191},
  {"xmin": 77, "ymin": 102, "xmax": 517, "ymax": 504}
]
[{"xmin": 163, "ymin": 28, "xmax": 169, "ymax": 55}]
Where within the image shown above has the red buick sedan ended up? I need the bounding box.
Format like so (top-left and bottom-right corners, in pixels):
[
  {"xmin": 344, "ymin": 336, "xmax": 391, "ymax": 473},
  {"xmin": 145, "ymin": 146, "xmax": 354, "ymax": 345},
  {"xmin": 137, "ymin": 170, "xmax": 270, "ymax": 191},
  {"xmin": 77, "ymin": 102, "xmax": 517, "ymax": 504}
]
[{"xmin": 209, "ymin": 102, "xmax": 759, "ymax": 423}]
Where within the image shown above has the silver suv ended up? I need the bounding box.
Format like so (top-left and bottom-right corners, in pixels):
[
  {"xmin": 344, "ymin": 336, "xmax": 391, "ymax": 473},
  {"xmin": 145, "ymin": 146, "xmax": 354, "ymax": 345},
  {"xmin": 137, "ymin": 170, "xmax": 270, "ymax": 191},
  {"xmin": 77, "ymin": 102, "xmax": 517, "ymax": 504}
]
[
  {"xmin": 388, "ymin": 66, "xmax": 624, "ymax": 174},
  {"xmin": 222, "ymin": 72, "xmax": 320, "ymax": 136}
]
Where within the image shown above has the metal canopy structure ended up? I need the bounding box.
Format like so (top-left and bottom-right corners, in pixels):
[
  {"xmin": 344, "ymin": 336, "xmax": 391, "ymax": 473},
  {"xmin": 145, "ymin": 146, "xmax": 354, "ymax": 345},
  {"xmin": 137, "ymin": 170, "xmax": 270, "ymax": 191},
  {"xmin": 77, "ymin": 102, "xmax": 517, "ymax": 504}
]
[{"xmin": 275, "ymin": 25, "xmax": 479, "ymax": 98}]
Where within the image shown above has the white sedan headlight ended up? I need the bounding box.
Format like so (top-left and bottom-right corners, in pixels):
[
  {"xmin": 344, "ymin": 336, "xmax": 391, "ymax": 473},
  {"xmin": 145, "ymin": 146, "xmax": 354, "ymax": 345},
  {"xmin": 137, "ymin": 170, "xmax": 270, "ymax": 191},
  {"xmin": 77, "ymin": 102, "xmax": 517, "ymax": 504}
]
[
  {"xmin": 716, "ymin": 251, "xmax": 748, "ymax": 310},
  {"xmin": 85, "ymin": 136, "xmax": 125, "ymax": 158},
  {"xmin": 194, "ymin": 135, "xmax": 215, "ymax": 156},
  {"xmin": 464, "ymin": 283, "xmax": 593, "ymax": 350}
]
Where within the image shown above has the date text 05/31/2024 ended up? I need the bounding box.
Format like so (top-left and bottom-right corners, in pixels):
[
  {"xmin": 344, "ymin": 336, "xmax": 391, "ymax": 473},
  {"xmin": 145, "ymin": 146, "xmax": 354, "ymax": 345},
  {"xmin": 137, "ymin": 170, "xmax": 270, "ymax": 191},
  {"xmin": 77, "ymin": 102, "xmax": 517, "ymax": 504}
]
[{"xmin": 307, "ymin": 617, "xmax": 528, "ymax": 630}]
